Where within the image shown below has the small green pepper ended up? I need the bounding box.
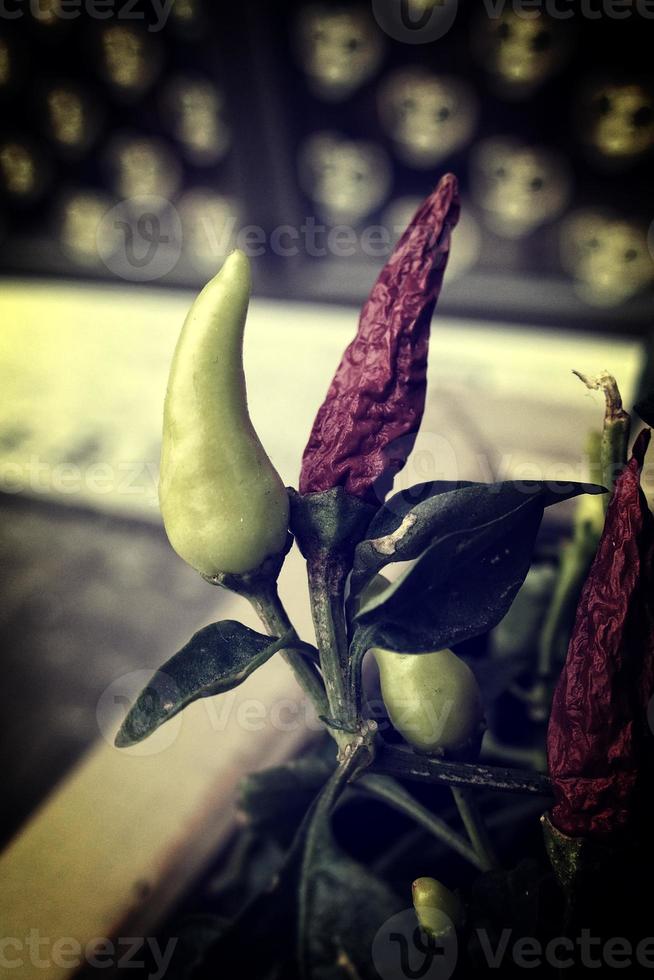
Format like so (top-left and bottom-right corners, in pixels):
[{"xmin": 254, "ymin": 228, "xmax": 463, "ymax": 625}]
[
  {"xmin": 374, "ymin": 646, "xmax": 485, "ymax": 757},
  {"xmin": 412, "ymin": 877, "xmax": 465, "ymax": 939},
  {"xmin": 159, "ymin": 250, "xmax": 289, "ymax": 577}
]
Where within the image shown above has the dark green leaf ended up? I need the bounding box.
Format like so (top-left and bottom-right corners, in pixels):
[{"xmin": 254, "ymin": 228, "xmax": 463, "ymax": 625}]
[
  {"xmin": 298, "ymin": 764, "xmax": 401, "ymax": 979},
  {"xmin": 352, "ymin": 485, "xmax": 602, "ymax": 657},
  {"xmin": 352, "ymin": 504, "xmax": 542, "ymax": 654},
  {"xmin": 115, "ymin": 621, "xmax": 291, "ymax": 746},
  {"xmin": 238, "ymin": 750, "xmax": 335, "ymax": 847},
  {"xmin": 198, "ymin": 756, "xmax": 347, "ymax": 980},
  {"xmin": 351, "ymin": 480, "xmax": 603, "ymax": 599}
]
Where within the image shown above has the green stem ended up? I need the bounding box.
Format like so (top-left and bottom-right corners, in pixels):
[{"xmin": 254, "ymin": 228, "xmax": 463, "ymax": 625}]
[
  {"xmin": 358, "ymin": 774, "xmax": 487, "ymax": 871},
  {"xmin": 573, "ymin": 370, "xmax": 630, "ymax": 510},
  {"xmin": 451, "ymin": 787, "xmax": 500, "ymax": 872},
  {"xmin": 306, "ymin": 554, "xmax": 356, "ymax": 733},
  {"xmin": 347, "ymin": 624, "xmax": 376, "ymax": 718},
  {"xmin": 246, "ymin": 578, "xmax": 329, "ymax": 720}
]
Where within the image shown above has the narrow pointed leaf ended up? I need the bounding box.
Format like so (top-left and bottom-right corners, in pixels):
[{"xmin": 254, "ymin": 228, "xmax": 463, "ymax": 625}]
[
  {"xmin": 352, "ymin": 482, "xmax": 604, "ymax": 655},
  {"xmin": 352, "ymin": 480, "xmax": 603, "ymax": 599},
  {"xmin": 115, "ymin": 621, "xmax": 292, "ymax": 746}
]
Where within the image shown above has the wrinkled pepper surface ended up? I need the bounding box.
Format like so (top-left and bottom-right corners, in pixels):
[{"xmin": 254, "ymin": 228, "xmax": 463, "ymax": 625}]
[
  {"xmin": 300, "ymin": 173, "xmax": 460, "ymax": 505},
  {"xmin": 547, "ymin": 428, "xmax": 654, "ymax": 841}
]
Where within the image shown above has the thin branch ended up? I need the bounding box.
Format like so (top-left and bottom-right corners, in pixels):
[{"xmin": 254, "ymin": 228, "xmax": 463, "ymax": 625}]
[
  {"xmin": 451, "ymin": 787, "xmax": 500, "ymax": 872},
  {"xmin": 246, "ymin": 579, "xmax": 330, "ymax": 721},
  {"xmin": 357, "ymin": 774, "xmax": 487, "ymax": 872},
  {"xmin": 372, "ymin": 744, "xmax": 554, "ymax": 798}
]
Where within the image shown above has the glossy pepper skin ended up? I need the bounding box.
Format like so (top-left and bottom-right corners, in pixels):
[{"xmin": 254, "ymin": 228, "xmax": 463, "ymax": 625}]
[
  {"xmin": 412, "ymin": 877, "xmax": 465, "ymax": 938},
  {"xmin": 547, "ymin": 429, "xmax": 654, "ymax": 842},
  {"xmin": 375, "ymin": 646, "xmax": 485, "ymax": 757},
  {"xmin": 300, "ymin": 174, "xmax": 460, "ymax": 506},
  {"xmin": 159, "ymin": 250, "xmax": 290, "ymax": 577}
]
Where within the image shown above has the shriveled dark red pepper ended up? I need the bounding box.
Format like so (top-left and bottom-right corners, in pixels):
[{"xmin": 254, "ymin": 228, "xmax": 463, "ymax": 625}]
[
  {"xmin": 299, "ymin": 173, "xmax": 460, "ymax": 506},
  {"xmin": 547, "ymin": 428, "xmax": 654, "ymax": 842}
]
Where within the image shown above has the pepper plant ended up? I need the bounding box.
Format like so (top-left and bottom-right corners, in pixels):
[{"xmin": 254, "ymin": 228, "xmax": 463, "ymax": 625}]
[{"xmin": 116, "ymin": 174, "xmax": 654, "ymax": 979}]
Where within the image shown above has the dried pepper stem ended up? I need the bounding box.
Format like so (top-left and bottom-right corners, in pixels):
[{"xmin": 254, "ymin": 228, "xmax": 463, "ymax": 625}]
[{"xmin": 573, "ymin": 370, "xmax": 631, "ymax": 508}]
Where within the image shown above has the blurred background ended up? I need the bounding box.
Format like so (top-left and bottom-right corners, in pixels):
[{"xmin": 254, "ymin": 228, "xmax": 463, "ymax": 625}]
[
  {"xmin": 1, "ymin": 0, "xmax": 654, "ymax": 321},
  {"xmin": 0, "ymin": 0, "xmax": 652, "ymax": 918}
]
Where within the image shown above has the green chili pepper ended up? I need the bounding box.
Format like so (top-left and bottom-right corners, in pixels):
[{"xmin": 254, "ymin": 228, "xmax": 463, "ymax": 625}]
[
  {"xmin": 159, "ymin": 250, "xmax": 289, "ymax": 577},
  {"xmin": 412, "ymin": 877, "xmax": 465, "ymax": 939},
  {"xmin": 375, "ymin": 646, "xmax": 485, "ymax": 757}
]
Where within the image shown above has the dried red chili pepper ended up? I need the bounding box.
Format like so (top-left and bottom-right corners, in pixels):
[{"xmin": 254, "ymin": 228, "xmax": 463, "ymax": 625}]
[
  {"xmin": 299, "ymin": 173, "xmax": 460, "ymax": 505},
  {"xmin": 547, "ymin": 428, "xmax": 654, "ymax": 842}
]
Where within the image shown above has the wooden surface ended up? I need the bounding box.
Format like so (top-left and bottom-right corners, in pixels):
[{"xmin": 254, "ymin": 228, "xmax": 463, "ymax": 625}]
[{"xmin": 0, "ymin": 494, "xmax": 317, "ymax": 980}]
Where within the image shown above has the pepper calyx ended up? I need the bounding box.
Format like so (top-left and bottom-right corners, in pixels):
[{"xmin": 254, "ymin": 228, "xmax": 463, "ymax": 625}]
[{"xmin": 288, "ymin": 487, "xmax": 376, "ymax": 564}]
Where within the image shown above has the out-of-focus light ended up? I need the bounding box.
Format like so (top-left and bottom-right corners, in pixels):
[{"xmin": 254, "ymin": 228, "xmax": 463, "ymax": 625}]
[
  {"xmin": 171, "ymin": 0, "xmax": 197, "ymax": 22},
  {"xmin": 31, "ymin": 0, "xmax": 61, "ymax": 26},
  {"xmin": 178, "ymin": 189, "xmax": 240, "ymax": 271},
  {"xmin": 580, "ymin": 82, "xmax": 654, "ymax": 162},
  {"xmin": 378, "ymin": 69, "xmax": 477, "ymax": 168},
  {"xmin": 294, "ymin": 4, "xmax": 383, "ymax": 101},
  {"xmin": 168, "ymin": 0, "xmax": 204, "ymax": 39},
  {"xmin": 163, "ymin": 77, "xmax": 230, "ymax": 165},
  {"xmin": 560, "ymin": 209, "xmax": 654, "ymax": 307},
  {"xmin": 471, "ymin": 137, "xmax": 571, "ymax": 239},
  {"xmin": 100, "ymin": 26, "xmax": 160, "ymax": 96},
  {"xmin": 405, "ymin": 0, "xmax": 443, "ymax": 11},
  {"xmin": 0, "ymin": 141, "xmax": 40, "ymax": 198},
  {"xmin": 58, "ymin": 190, "xmax": 114, "ymax": 265},
  {"xmin": 383, "ymin": 196, "xmax": 482, "ymax": 281},
  {"xmin": 473, "ymin": 9, "xmax": 569, "ymax": 97},
  {"xmin": 0, "ymin": 38, "xmax": 10, "ymax": 87},
  {"xmin": 106, "ymin": 136, "xmax": 181, "ymax": 203},
  {"xmin": 46, "ymin": 86, "xmax": 95, "ymax": 152},
  {"xmin": 298, "ymin": 131, "xmax": 392, "ymax": 224}
]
